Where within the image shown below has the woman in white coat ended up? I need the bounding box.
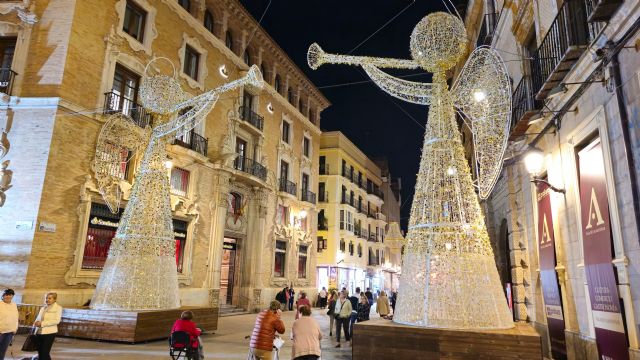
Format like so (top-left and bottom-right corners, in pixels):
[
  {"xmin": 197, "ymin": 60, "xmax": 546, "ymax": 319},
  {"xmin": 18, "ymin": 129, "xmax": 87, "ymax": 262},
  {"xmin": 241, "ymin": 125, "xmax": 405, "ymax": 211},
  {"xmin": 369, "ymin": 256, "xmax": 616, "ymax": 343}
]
[
  {"xmin": 34, "ymin": 292, "xmax": 62, "ymax": 360},
  {"xmin": 0, "ymin": 288, "xmax": 18, "ymax": 360}
]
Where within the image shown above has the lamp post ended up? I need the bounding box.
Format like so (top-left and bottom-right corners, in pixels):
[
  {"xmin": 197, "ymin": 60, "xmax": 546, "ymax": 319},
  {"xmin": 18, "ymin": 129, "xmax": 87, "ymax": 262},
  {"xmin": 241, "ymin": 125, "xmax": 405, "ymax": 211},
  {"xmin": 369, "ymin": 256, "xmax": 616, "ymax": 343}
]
[{"xmin": 524, "ymin": 148, "xmax": 565, "ymax": 194}]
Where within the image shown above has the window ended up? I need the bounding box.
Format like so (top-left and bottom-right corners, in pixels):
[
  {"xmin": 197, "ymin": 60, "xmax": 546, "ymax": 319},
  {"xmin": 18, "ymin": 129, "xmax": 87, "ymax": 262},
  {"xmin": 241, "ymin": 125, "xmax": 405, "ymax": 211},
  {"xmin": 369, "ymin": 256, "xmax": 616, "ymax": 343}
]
[
  {"xmin": 0, "ymin": 37, "xmax": 15, "ymax": 70},
  {"xmin": 287, "ymin": 87, "xmax": 294, "ymax": 104},
  {"xmin": 178, "ymin": 0, "xmax": 190, "ymax": 12},
  {"xmin": 260, "ymin": 63, "xmax": 267, "ymax": 82},
  {"xmin": 97, "ymin": 142, "xmax": 130, "ymax": 180},
  {"xmin": 303, "ymin": 137, "xmax": 310, "ymax": 157},
  {"xmin": 318, "ymin": 209, "xmax": 327, "ymax": 230},
  {"xmin": 339, "ymin": 238, "xmax": 346, "ymax": 252},
  {"xmin": 280, "ymin": 160, "xmax": 289, "ymax": 181},
  {"xmin": 170, "ymin": 167, "xmax": 190, "ymax": 196},
  {"xmin": 317, "ymin": 237, "xmax": 327, "ymax": 252},
  {"xmin": 225, "ymin": 31, "xmax": 233, "ymax": 51},
  {"xmin": 282, "ymin": 121, "xmax": 290, "ymax": 143},
  {"xmin": 298, "ymin": 245, "xmax": 308, "ymax": 278},
  {"xmin": 274, "ymin": 74, "xmax": 281, "ymax": 93},
  {"xmin": 350, "ymin": 191, "xmax": 355, "ymax": 206},
  {"xmin": 174, "ymin": 219, "xmax": 188, "ymax": 273},
  {"xmin": 274, "ymin": 240, "xmax": 286, "ymax": 277},
  {"xmin": 204, "ymin": 10, "xmax": 214, "ymax": 34},
  {"xmin": 340, "ymin": 210, "xmax": 344, "ymax": 230},
  {"xmin": 348, "ymin": 242, "xmax": 354, "ymax": 256},
  {"xmin": 243, "ymin": 90, "xmax": 254, "ymax": 111},
  {"xmin": 276, "ymin": 205, "xmax": 289, "ymax": 225},
  {"xmin": 309, "ymin": 109, "xmax": 315, "ymax": 124},
  {"xmin": 302, "ymin": 173, "xmax": 309, "ymax": 193},
  {"xmin": 319, "ymin": 182, "xmax": 326, "ymax": 202},
  {"xmin": 123, "ymin": 1, "xmax": 146, "ymax": 42},
  {"xmin": 358, "ymin": 244, "xmax": 363, "ymax": 258},
  {"xmin": 347, "ymin": 211, "xmax": 353, "ymax": 232},
  {"xmin": 110, "ymin": 64, "xmax": 140, "ymax": 115},
  {"xmin": 183, "ymin": 45, "xmax": 200, "ymax": 80},
  {"xmin": 227, "ymin": 192, "xmax": 242, "ymax": 215},
  {"xmin": 235, "ymin": 137, "xmax": 247, "ymax": 171},
  {"xmin": 341, "ymin": 186, "xmax": 347, "ymax": 203},
  {"xmin": 243, "ymin": 49, "xmax": 251, "ymax": 65}
]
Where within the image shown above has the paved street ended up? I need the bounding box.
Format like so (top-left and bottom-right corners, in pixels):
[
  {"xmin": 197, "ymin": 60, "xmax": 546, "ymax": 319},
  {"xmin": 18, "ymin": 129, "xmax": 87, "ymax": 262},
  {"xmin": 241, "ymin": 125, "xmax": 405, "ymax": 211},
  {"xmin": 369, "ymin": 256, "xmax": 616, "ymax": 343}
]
[{"xmin": 5, "ymin": 307, "xmax": 356, "ymax": 360}]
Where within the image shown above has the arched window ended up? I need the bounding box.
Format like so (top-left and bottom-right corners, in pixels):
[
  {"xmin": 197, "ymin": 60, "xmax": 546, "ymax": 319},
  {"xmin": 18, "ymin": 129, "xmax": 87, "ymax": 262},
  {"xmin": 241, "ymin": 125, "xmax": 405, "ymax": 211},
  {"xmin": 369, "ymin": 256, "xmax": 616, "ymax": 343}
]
[
  {"xmin": 204, "ymin": 10, "xmax": 214, "ymax": 34},
  {"xmin": 274, "ymin": 74, "xmax": 281, "ymax": 93},
  {"xmin": 227, "ymin": 192, "xmax": 242, "ymax": 215},
  {"xmin": 287, "ymin": 87, "xmax": 294, "ymax": 104},
  {"xmin": 243, "ymin": 49, "xmax": 251, "ymax": 65},
  {"xmin": 225, "ymin": 31, "xmax": 233, "ymax": 51}
]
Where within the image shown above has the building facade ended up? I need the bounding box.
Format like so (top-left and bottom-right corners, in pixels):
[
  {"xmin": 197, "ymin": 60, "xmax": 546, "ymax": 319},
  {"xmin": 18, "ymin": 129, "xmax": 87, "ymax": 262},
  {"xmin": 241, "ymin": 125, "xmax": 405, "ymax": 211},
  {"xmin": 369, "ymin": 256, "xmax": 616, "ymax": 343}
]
[
  {"xmin": 315, "ymin": 131, "xmax": 399, "ymax": 295},
  {"xmin": 459, "ymin": 0, "xmax": 640, "ymax": 358},
  {"xmin": 0, "ymin": 0, "xmax": 329, "ymax": 313}
]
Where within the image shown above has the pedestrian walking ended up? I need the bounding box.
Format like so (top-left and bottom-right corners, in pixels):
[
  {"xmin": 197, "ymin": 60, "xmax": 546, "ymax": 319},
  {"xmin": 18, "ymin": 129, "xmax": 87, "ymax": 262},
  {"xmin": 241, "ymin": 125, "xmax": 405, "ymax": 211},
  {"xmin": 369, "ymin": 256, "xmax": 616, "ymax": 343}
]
[
  {"xmin": 295, "ymin": 292, "xmax": 311, "ymax": 320},
  {"xmin": 0, "ymin": 289, "xmax": 18, "ymax": 360},
  {"xmin": 390, "ymin": 290, "xmax": 397, "ymax": 313},
  {"xmin": 291, "ymin": 305, "xmax": 322, "ymax": 360},
  {"xmin": 33, "ymin": 292, "xmax": 62, "ymax": 360},
  {"xmin": 376, "ymin": 290, "xmax": 391, "ymax": 317},
  {"xmin": 171, "ymin": 310, "xmax": 203, "ymax": 360},
  {"xmin": 326, "ymin": 290, "xmax": 337, "ymax": 337},
  {"xmin": 333, "ymin": 291, "xmax": 352, "ymax": 348},
  {"xmin": 318, "ymin": 287, "xmax": 327, "ymax": 309},
  {"xmin": 249, "ymin": 300, "xmax": 285, "ymax": 360},
  {"xmin": 348, "ymin": 288, "xmax": 359, "ymax": 338},
  {"xmin": 288, "ymin": 287, "xmax": 295, "ymax": 311},
  {"xmin": 364, "ymin": 287, "xmax": 373, "ymax": 305},
  {"xmin": 356, "ymin": 293, "xmax": 370, "ymax": 323}
]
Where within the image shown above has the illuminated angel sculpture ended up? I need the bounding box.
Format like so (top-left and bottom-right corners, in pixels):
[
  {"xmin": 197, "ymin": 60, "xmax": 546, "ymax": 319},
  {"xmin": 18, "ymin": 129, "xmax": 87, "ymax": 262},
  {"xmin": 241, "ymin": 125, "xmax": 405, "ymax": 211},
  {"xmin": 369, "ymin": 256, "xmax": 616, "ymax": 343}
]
[
  {"xmin": 308, "ymin": 12, "xmax": 513, "ymax": 329},
  {"xmin": 91, "ymin": 60, "xmax": 262, "ymax": 310}
]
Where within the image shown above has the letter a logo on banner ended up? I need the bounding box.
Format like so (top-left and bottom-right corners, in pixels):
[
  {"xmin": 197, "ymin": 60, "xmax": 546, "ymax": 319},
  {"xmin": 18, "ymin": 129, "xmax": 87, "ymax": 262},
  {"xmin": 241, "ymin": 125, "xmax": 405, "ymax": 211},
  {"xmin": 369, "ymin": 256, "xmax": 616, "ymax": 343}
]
[
  {"xmin": 541, "ymin": 214, "xmax": 551, "ymax": 245},
  {"xmin": 586, "ymin": 187, "xmax": 605, "ymax": 230}
]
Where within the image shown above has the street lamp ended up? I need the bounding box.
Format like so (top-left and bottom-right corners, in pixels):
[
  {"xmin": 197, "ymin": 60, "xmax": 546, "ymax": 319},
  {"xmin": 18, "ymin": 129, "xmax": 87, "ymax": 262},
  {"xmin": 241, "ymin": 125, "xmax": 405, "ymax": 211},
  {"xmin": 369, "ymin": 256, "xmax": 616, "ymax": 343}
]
[{"xmin": 523, "ymin": 148, "xmax": 565, "ymax": 194}]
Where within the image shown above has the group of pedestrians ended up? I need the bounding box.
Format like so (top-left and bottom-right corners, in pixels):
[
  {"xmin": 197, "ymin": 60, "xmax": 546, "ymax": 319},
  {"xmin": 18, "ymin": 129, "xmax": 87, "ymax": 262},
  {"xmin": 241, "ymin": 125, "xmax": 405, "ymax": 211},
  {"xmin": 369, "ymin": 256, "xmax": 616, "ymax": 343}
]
[
  {"xmin": 275, "ymin": 286, "xmax": 298, "ymax": 312},
  {"xmin": 0, "ymin": 288, "xmax": 62, "ymax": 360}
]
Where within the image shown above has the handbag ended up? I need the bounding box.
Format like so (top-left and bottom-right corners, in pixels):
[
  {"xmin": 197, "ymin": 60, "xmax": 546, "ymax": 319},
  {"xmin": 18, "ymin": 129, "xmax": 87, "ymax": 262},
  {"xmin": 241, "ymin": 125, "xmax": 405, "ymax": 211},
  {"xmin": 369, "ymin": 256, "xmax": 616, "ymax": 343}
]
[
  {"xmin": 273, "ymin": 336, "xmax": 285, "ymax": 350},
  {"xmin": 22, "ymin": 327, "xmax": 38, "ymax": 352}
]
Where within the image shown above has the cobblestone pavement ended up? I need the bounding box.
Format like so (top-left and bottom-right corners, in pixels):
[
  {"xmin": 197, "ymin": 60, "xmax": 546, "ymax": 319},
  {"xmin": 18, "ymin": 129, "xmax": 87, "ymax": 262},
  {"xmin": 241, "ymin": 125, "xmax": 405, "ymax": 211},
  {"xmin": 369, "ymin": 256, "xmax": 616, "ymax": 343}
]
[{"xmin": 5, "ymin": 306, "xmax": 356, "ymax": 360}]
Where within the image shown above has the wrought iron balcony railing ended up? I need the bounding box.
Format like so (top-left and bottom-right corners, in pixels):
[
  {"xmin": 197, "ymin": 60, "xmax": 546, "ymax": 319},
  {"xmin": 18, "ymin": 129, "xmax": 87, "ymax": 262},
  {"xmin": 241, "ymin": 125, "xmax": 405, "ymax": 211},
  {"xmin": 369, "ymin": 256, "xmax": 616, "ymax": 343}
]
[
  {"xmin": 584, "ymin": 0, "xmax": 622, "ymax": 22},
  {"xmin": 0, "ymin": 68, "xmax": 16, "ymax": 96},
  {"xmin": 279, "ymin": 178, "xmax": 297, "ymax": 196},
  {"xmin": 301, "ymin": 189, "xmax": 317, "ymax": 204},
  {"xmin": 238, "ymin": 105, "xmax": 264, "ymax": 131},
  {"xmin": 233, "ymin": 155, "xmax": 267, "ymax": 181},
  {"xmin": 103, "ymin": 91, "xmax": 153, "ymax": 128},
  {"xmin": 476, "ymin": 12, "xmax": 498, "ymax": 47},
  {"xmin": 531, "ymin": 0, "xmax": 590, "ymax": 100},
  {"xmin": 173, "ymin": 130, "xmax": 208, "ymax": 156},
  {"xmin": 510, "ymin": 75, "xmax": 544, "ymax": 139}
]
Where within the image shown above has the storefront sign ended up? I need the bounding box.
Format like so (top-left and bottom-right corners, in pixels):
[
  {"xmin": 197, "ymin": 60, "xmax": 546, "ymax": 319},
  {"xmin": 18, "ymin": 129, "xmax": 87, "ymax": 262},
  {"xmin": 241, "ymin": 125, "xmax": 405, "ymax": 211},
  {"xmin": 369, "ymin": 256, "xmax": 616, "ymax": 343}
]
[
  {"xmin": 578, "ymin": 139, "xmax": 629, "ymax": 360},
  {"xmin": 536, "ymin": 181, "xmax": 567, "ymax": 359}
]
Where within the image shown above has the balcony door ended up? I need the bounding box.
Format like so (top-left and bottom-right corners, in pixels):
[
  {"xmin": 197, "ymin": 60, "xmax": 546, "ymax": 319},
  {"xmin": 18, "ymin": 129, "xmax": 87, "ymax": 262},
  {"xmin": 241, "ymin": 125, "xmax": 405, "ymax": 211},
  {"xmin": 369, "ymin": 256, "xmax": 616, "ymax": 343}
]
[
  {"xmin": 302, "ymin": 173, "xmax": 309, "ymax": 194},
  {"xmin": 0, "ymin": 38, "xmax": 15, "ymax": 70},
  {"xmin": 111, "ymin": 64, "xmax": 140, "ymax": 116},
  {"xmin": 235, "ymin": 137, "xmax": 247, "ymax": 171},
  {"xmin": 280, "ymin": 160, "xmax": 289, "ymax": 181}
]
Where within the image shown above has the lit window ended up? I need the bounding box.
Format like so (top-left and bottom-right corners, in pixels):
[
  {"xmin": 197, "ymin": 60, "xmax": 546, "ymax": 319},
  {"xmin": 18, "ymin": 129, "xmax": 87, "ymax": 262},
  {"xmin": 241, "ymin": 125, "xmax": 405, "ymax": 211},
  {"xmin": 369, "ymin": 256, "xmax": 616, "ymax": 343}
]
[
  {"xmin": 298, "ymin": 245, "xmax": 308, "ymax": 278},
  {"xmin": 123, "ymin": 1, "xmax": 146, "ymax": 42},
  {"xmin": 170, "ymin": 167, "xmax": 190, "ymax": 196},
  {"xmin": 274, "ymin": 240, "xmax": 286, "ymax": 277},
  {"xmin": 276, "ymin": 205, "xmax": 289, "ymax": 225},
  {"xmin": 183, "ymin": 45, "xmax": 200, "ymax": 80}
]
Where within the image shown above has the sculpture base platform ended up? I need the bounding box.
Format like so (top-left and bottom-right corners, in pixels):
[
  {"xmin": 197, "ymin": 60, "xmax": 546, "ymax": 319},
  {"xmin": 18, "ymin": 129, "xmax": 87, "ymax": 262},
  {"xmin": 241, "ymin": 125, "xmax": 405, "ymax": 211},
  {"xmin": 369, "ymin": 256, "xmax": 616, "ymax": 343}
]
[
  {"xmin": 352, "ymin": 318, "xmax": 542, "ymax": 359},
  {"xmin": 58, "ymin": 306, "xmax": 219, "ymax": 343}
]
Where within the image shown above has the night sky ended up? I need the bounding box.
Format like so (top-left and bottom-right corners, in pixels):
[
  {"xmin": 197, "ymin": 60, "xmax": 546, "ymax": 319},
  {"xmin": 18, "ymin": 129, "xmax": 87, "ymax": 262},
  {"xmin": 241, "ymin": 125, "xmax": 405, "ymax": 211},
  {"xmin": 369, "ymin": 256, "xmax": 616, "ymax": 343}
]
[{"xmin": 239, "ymin": 0, "xmax": 467, "ymax": 230}]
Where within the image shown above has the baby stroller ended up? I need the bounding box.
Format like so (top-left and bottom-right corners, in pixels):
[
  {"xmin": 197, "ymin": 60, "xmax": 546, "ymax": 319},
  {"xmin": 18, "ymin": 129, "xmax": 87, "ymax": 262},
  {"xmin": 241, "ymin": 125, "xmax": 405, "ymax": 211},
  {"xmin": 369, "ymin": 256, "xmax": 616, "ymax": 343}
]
[{"xmin": 169, "ymin": 331, "xmax": 199, "ymax": 360}]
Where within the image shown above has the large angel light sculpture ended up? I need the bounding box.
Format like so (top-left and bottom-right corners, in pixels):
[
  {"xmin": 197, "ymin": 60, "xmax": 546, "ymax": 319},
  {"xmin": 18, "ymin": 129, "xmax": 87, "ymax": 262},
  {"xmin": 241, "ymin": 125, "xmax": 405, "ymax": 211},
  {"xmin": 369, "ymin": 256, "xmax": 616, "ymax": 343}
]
[
  {"xmin": 91, "ymin": 60, "xmax": 262, "ymax": 310},
  {"xmin": 308, "ymin": 12, "xmax": 513, "ymax": 329}
]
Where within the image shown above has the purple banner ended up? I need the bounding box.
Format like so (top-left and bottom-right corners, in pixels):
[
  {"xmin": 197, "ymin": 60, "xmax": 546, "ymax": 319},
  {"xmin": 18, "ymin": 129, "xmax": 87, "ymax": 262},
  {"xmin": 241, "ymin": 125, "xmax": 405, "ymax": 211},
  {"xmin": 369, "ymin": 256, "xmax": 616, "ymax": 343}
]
[
  {"xmin": 578, "ymin": 139, "xmax": 629, "ymax": 360},
  {"xmin": 536, "ymin": 181, "xmax": 567, "ymax": 359}
]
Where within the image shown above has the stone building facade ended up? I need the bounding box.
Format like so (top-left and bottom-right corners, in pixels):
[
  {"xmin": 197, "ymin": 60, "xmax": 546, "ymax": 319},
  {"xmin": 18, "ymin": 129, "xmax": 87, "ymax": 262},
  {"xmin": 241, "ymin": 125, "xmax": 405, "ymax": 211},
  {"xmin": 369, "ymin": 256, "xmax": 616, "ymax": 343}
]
[
  {"xmin": 315, "ymin": 131, "xmax": 400, "ymax": 295},
  {"xmin": 459, "ymin": 0, "xmax": 640, "ymax": 358},
  {"xmin": 0, "ymin": 0, "xmax": 329, "ymax": 313}
]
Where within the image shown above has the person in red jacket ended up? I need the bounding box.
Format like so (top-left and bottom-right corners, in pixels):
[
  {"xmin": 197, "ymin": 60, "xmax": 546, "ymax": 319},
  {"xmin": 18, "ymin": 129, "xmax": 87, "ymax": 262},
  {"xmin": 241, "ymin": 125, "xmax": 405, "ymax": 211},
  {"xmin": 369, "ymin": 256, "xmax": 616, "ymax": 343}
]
[
  {"xmin": 249, "ymin": 300, "xmax": 286, "ymax": 360},
  {"xmin": 171, "ymin": 310, "xmax": 202, "ymax": 355}
]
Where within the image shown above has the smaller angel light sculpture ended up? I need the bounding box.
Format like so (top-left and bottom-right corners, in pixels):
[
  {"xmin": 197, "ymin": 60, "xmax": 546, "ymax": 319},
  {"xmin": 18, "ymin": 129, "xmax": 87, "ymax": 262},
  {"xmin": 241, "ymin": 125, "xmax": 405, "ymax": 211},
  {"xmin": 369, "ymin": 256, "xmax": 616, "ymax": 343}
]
[
  {"xmin": 91, "ymin": 59, "xmax": 262, "ymax": 310},
  {"xmin": 309, "ymin": 12, "xmax": 513, "ymax": 329}
]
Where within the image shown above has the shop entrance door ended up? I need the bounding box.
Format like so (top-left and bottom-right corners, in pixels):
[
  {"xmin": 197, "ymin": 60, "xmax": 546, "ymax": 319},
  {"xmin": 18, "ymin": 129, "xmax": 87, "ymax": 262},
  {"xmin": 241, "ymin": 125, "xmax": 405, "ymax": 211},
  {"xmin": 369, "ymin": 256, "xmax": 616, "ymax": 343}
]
[{"xmin": 220, "ymin": 238, "xmax": 238, "ymax": 305}]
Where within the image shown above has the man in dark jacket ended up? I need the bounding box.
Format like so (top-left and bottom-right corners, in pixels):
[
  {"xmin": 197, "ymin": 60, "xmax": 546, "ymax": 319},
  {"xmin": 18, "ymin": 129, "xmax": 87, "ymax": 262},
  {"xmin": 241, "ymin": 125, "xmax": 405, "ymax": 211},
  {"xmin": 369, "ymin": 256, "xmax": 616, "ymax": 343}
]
[
  {"xmin": 275, "ymin": 287, "xmax": 287, "ymax": 310},
  {"xmin": 365, "ymin": 287, "xmax": 374, "ymax": 304},
  {"xmin": 249, "ymin": 300, "xmax": 285, "ymax": 360},
  {"xmin": 348, "ymin": 287, "xmax": 360, "ymax": 336}
]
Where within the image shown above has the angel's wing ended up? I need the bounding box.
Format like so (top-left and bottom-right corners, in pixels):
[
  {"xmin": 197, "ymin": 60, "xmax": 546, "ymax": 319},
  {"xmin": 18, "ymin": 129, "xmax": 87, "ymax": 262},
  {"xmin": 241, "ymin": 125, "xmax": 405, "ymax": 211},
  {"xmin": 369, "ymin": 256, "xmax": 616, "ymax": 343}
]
[
  {"xmin": 451, "ymin": 46, "xmax": 511, "ymax": 200},
  {"xmin": 93, "ymin": 113, "xmax": 151, "ymax": 213},
  {"xmin": 152, "ymin": 65, "xmax": 263, "ymax": 139},
  {"xmin": 362, "ymin": 65, "xmax": 432, "ymax": 105}
]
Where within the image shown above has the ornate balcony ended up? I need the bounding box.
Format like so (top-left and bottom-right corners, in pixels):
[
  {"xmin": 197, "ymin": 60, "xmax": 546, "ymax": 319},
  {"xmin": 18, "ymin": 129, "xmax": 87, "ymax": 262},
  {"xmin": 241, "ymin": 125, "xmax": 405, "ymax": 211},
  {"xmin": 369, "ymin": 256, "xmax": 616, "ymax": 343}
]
[
  {"xmin": 233, "ymin": 155, "xmax": 267, "ymax": 181},
  {"xmin": 103, "ymin": 91, "xmax": 153, "ymax": 128},
  {"xmin": 238, "ymin": 105, "xmax": 264, "ymax": 131},
  {"xmin": 532, "ymin": 0, "xmax": 590, "ymax": 100},
  {"xmin": 301, "ymin": 189, "xmax": 316, "ymax": 204},
  {"xmin": 0, "ymin": 68, "xmax": 16, "ymax": 96},
  {"xmin": 173, "ymin": 130, "xmax": 208, "ymax": 157},
  {"xmin": 367, "ymin": 185, "xmax": 384, "ymax": 200},
  {"xmin": 510, "ymin": 75, "xmax": 543, "ymax": 140},
  {"xmin": 279, "ymin": 178, "xmax": 297, "ymax": 196},
  {"xmin": 585, "ymin": 0, "xmax": 622, "ymax": 22},
  {"xmin": 476, "ymin": 12, "xmax": 498, "ymax": 47}
]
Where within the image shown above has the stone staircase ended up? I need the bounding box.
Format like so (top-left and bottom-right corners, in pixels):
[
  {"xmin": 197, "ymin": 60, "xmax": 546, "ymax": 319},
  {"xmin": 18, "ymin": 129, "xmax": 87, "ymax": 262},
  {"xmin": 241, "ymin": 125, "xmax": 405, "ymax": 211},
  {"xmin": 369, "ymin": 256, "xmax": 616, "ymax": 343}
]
[{"xmin": 219, "ymin": 304, "xmax": 249, "ymax": 317}]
